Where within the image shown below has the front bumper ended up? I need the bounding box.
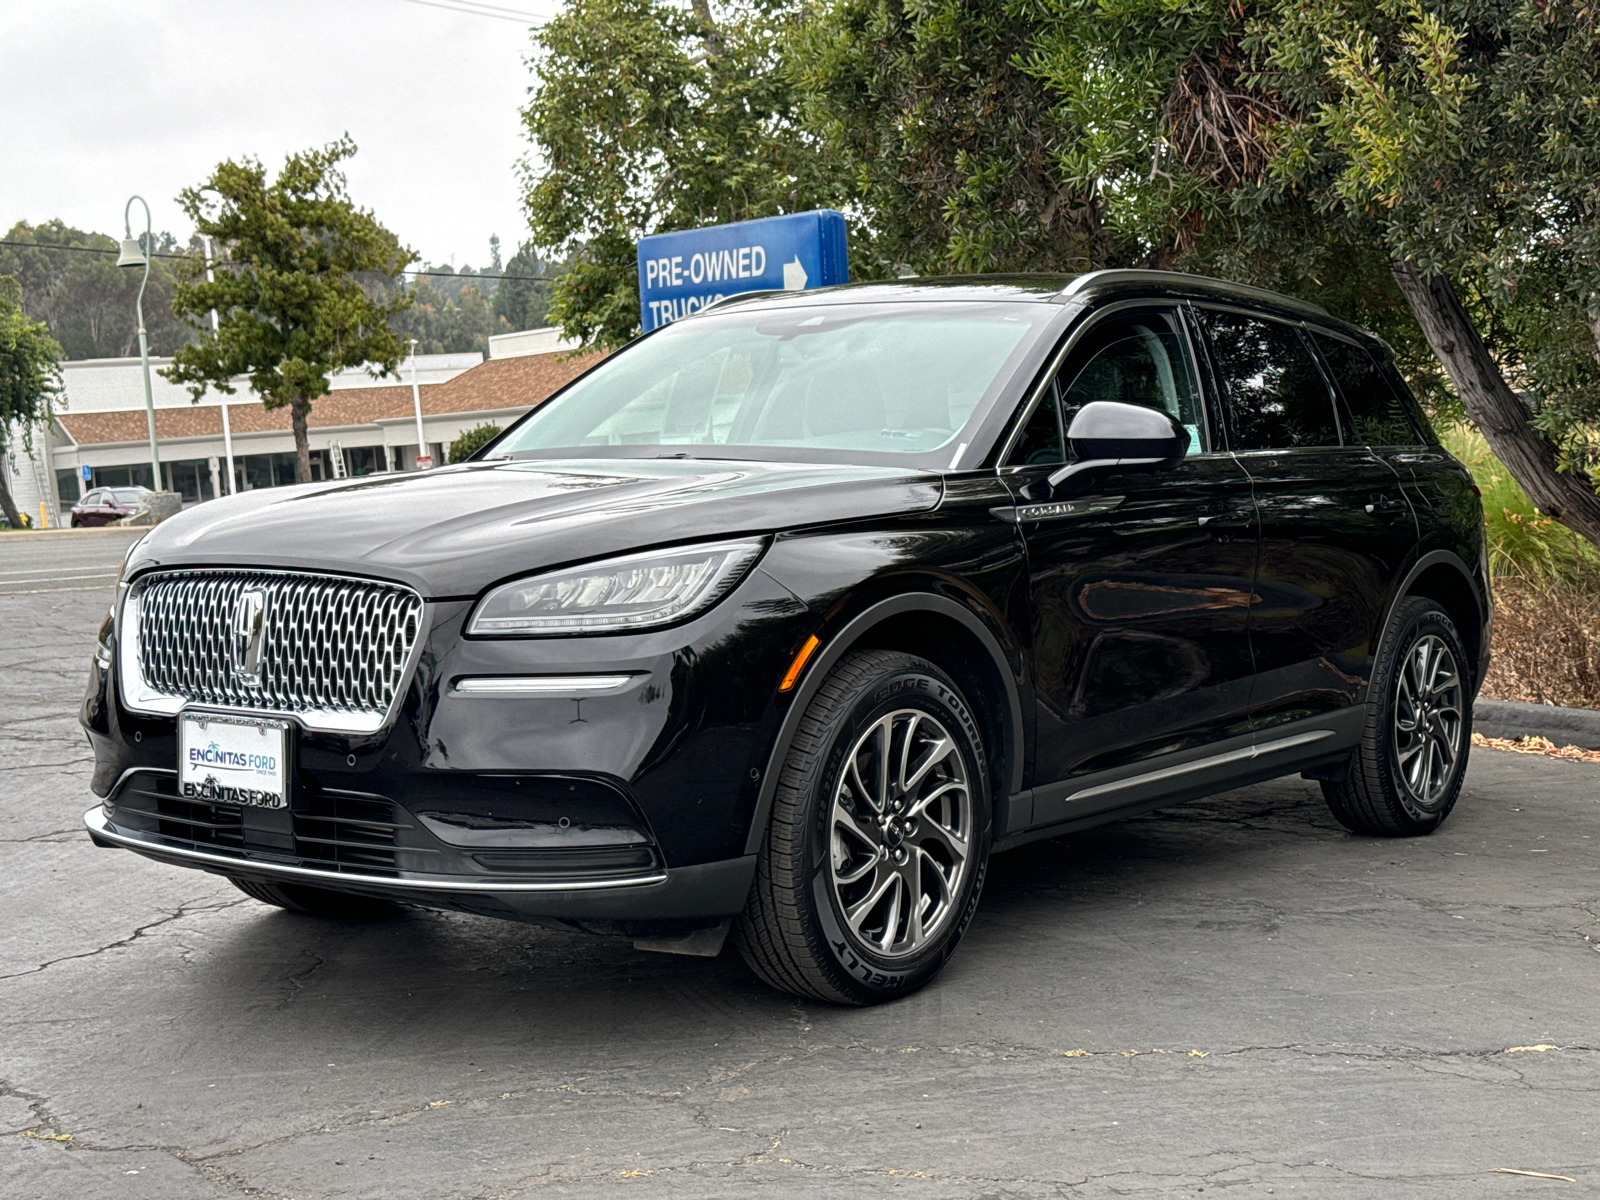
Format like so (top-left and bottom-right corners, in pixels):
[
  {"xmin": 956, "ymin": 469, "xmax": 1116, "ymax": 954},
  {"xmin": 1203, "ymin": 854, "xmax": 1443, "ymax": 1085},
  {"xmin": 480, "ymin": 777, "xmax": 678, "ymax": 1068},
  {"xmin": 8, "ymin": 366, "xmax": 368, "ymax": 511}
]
[{"xmin": 84, "ymin": 804, "xmax": 755, "ymax": 924}]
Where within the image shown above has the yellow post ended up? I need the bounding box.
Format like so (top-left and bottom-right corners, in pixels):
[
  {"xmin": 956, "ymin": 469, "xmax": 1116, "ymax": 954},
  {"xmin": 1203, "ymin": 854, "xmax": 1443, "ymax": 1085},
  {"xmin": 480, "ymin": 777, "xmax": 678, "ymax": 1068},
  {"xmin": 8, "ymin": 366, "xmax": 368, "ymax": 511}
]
[{"xmin": 39, "ymin": 502, "xmax": 48, "ymax": 530}]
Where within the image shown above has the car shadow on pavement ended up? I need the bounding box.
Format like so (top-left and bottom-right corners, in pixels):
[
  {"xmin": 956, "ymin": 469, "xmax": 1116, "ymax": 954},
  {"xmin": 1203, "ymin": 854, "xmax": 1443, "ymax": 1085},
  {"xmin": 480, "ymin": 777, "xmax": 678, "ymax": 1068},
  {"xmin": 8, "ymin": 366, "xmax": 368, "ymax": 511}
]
[{"xmin": 165, "ymin": 781, "xmax": 1342, "ymax": 1057}]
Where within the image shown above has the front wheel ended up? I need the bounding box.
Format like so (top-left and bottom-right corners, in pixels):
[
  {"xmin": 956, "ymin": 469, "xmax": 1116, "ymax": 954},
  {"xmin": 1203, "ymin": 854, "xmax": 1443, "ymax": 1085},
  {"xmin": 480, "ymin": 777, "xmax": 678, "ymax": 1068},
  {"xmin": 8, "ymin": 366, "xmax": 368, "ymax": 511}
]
[
  {"xmin": 1322, "ymin": 596, "xmax": 1472, "ymax": 836},
  {"xmin": 735, "ymin": 650, "xmax": 992, "ymax": 1004}
]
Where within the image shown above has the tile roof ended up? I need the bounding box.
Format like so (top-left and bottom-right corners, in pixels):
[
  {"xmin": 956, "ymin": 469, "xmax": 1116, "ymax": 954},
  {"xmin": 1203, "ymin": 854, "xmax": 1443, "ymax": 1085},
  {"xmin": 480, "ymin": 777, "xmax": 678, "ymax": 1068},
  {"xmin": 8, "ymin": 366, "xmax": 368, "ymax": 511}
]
[{"xmin": 55, "ymin": 349, "xmax": 606, "ymax": 448}]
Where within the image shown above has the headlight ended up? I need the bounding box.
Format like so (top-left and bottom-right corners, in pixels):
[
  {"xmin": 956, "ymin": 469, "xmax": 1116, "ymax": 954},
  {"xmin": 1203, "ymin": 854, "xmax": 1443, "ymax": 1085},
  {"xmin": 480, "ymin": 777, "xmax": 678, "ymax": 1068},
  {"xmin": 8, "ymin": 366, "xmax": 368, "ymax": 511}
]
[{"xmin": 468, "ymin": 539, "xmax": 765, "ymax": 636}]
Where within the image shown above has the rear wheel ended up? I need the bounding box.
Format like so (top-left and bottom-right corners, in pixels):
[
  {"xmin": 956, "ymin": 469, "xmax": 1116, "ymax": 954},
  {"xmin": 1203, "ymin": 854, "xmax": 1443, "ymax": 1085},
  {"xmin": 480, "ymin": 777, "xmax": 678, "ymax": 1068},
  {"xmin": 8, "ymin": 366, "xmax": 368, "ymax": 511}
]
[
  {"xmin": 735, "ymin": 650, "xmax": 992, "ymax": 1004},
  {"xmin": 1322, "ymin": 597, "xmax": 1471, "ymax": 836},
  {"xmin": 229, "ymin": 876, "xmax": 399, "ymax": 920}
]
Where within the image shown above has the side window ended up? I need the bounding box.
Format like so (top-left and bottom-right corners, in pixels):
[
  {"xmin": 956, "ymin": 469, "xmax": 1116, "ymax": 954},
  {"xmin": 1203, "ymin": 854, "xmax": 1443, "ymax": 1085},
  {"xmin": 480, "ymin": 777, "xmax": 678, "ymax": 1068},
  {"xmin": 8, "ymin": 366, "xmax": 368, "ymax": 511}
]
[
  {"xmin": 82, "ymin": 490, "xmax": 104, "ymax": 506},
  {"xmin": 1202, "ymin": 310, "xmax": 1340, "ymax": 450},
  {"xmin": 1056, "ymin": 312, "xmax": 1206, "ymax": 456},
  {"xmin": 1313, "ymin": 333, "xmax": 1419, "ymax": 446},
  {"xmin": 1007, "ymin": 382, "xmax": 1065, "ymax": 466}
]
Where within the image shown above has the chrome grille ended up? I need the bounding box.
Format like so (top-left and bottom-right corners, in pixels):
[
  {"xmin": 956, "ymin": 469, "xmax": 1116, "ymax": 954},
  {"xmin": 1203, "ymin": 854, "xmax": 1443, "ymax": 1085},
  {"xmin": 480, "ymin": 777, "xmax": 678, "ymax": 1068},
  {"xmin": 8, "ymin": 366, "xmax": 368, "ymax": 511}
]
[{"xmin": 133, "ymin": 570, "xmax": 423, "ymax": 723}]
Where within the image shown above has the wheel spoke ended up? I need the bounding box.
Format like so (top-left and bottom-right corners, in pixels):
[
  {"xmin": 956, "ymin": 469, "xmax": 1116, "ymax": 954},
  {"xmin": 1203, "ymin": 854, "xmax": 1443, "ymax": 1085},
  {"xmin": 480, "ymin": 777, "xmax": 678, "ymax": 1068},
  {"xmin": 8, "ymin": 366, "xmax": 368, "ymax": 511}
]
[
  {"xmin": 872, "ymin": 717, "xmax": 891, "ymax": 812},
  {"xmin": 877, "ymin": 874, "xmax": 903, "ymax": 952},
  {"xmin": 895, "ymin": 712, "xmax": 921, "ymax": 797},
  {"xmin": 833, "ymin": 805, "xmax": 878, "ymax": 852},
  {"xmin": 900, "ymin": 850, "xmax": 926, "ymax": 948},
  {"xmin": 902, "ymin": 735, "xmax": 954, "ymax": 794},
  {"xmin": 912, "ymin": 814, "xmax": 967, "ymax": 861},
  {"xmin": 906, "ymin": 778, "xmax": 963, "ymax": 820},
  {"xmin": 844, "ymin": 863, "xmax": 896, "ymax": 931}
]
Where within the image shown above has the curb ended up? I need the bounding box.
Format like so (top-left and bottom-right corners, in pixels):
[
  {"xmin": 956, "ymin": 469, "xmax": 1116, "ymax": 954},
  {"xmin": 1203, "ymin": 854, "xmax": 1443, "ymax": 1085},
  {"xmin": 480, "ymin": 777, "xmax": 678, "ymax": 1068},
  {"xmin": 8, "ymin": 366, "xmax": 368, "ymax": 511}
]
[
  {"xmin": 0, "ymin": 527, "xmax": 147, "ymax": 542},
  {"xmin": 1475, "ymin": 699, "xmax": 1600, "ymax": 751}
]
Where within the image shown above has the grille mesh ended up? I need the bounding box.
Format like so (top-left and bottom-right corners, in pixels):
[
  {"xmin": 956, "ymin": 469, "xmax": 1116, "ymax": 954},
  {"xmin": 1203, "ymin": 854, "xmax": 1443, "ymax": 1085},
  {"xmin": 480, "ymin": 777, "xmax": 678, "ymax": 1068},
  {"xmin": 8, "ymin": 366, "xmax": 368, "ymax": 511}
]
[{"xmin": 135, "ymin": 570, "xmax": 423, "ymax": 720}]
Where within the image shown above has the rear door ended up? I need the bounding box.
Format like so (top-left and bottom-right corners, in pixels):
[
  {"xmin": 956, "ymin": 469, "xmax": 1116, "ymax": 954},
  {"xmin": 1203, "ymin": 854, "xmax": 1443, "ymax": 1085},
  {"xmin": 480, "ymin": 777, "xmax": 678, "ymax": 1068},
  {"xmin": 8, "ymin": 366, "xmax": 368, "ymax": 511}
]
[
  {"xmin": 1197, "ymin": 307, "xmax": 1418, "ymax": 730},
  {"xmin": 1008, "ymin": 305, "xmax": 1259, "ymax": 822}
]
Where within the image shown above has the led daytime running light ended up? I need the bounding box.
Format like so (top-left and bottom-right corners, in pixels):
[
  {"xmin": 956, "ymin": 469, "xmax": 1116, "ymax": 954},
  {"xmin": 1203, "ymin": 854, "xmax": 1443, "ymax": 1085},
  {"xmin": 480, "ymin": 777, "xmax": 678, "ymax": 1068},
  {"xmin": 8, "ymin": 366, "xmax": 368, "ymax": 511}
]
[{"xmin": 469, "ymin": 539, "xmax": 764, "ymax": 636}]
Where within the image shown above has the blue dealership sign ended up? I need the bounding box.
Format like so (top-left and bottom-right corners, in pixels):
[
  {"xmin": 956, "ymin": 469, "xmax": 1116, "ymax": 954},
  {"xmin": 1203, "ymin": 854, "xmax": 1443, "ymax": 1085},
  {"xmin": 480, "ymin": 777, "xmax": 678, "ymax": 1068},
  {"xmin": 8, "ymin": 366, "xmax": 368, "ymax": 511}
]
[{"xmin": 637, "ymin": 210, "xmax": 849, "ymax": 333}]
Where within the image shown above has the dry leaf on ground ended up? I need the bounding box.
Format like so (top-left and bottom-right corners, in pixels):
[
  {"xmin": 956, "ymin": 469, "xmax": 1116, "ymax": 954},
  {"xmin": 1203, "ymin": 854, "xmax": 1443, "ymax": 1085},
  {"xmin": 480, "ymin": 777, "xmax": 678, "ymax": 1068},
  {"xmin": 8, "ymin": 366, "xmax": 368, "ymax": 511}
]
[{"xmin": 1471, "ymin": 733, "xmax": 1600, "ymax": 762}]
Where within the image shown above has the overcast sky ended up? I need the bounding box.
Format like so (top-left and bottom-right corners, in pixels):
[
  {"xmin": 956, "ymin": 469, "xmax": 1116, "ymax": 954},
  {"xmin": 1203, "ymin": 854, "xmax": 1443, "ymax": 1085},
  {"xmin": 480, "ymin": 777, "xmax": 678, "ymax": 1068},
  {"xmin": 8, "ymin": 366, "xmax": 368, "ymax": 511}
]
[{"xmin": 0, "ymin": 0, "xmax": 561, "ymax": 270}]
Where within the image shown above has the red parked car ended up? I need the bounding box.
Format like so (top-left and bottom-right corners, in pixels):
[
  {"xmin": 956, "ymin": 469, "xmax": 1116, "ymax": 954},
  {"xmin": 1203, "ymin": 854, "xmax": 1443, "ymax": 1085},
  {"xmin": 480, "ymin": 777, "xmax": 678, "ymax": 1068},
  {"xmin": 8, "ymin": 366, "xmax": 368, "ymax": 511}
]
[{"xmin": 69, "ymin": 486, "xmax": 150, "ymax": 527}]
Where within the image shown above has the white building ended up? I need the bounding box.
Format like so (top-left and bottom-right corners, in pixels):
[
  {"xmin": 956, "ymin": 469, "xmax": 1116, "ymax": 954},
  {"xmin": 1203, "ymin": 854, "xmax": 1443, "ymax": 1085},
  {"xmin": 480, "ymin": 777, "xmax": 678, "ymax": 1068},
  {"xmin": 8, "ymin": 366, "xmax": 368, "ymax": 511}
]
[{"xmin": 3, "ymin": 330, "xmax": 591, "ymax": 526}]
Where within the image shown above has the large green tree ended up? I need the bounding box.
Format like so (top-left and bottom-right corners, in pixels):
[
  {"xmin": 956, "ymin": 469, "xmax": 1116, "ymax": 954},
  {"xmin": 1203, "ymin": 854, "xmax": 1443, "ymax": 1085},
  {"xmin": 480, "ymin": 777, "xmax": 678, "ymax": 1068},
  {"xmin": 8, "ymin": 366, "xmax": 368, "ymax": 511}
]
[
  {"xmin": 1025, "ymin": 0, "xmax": 1600, "ymax": 546},
  {"xmin": 0, "ymin": 275, "xmax": 64, "ymax": 529},
  {"xmin": 790, "ymin": 0, "xmax": 1123, "ymax": 275},
  {"xmin": 164, "ymin": 137, "xmax": 415, "ymax": 483},
  {"xmin": 520, "ymin": 0, "xmax": 849, "ymax": 348}
]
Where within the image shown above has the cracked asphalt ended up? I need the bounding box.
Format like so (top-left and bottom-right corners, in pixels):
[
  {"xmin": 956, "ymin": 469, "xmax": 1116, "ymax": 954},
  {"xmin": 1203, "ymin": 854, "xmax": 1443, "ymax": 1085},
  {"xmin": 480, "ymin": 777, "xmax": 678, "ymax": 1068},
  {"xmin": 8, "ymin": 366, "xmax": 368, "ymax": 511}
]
[{"xmin": 3, "ymin": 529, "xmax": 1598, "ymax": 1198}]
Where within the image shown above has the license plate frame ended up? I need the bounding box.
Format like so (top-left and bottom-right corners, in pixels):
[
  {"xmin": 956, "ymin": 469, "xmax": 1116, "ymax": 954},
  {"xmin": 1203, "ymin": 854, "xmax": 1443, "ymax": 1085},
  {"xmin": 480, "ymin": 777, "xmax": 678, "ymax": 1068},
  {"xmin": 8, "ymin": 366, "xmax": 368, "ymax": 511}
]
[{"xmin": 178, "ymin": 711, "xmax": 291, "ymax": 809}]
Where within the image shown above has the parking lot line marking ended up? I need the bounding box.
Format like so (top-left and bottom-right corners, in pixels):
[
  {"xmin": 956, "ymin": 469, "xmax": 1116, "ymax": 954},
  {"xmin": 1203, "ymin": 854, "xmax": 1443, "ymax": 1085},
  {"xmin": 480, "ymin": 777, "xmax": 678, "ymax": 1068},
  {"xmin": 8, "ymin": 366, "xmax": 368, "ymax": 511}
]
[
  {"xmin": 0, "ymin": 569, "xmax": 126, "ymax": 579},
  {"xmin": 0, "ymin": 583, "xmax": 117, "ymax": 595}
]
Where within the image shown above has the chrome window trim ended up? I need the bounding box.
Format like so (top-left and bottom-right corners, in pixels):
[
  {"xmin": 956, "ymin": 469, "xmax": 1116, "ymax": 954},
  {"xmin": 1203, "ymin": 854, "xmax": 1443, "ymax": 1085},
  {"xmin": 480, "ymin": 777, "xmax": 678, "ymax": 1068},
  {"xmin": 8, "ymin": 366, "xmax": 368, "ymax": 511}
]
[{"xmin": 116, "ymin": 567, "xmax": 430, "ymax": 736}]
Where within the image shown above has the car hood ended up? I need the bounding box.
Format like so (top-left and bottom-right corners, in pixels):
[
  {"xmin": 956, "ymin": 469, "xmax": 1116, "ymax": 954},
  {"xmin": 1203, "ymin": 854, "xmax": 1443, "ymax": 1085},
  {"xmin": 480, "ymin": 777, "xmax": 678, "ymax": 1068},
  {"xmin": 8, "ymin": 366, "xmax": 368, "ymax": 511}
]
[{"xmin": 128, "ymin": 458, "xmax": 943, "ymax": 598}]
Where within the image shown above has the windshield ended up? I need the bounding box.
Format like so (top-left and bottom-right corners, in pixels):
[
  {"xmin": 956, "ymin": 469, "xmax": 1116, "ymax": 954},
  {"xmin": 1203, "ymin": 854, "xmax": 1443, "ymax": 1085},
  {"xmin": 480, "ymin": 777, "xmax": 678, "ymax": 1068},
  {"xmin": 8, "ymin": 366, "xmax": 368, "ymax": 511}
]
[
  {"xmin": 112, "ymin": 489, "xmax": 146, "ymax": 503},
  {"xmin": 493, "ymin": 301, "xmax": 1054, "ymax": 465}
]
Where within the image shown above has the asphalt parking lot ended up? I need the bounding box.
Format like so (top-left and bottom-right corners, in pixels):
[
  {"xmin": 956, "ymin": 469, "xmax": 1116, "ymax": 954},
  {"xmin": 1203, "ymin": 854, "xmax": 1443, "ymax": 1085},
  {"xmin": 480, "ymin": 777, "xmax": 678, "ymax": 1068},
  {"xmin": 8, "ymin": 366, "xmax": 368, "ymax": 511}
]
[{"xmin": 2, "ymin": 529, "xmax": 1597, "ymax": 1198}]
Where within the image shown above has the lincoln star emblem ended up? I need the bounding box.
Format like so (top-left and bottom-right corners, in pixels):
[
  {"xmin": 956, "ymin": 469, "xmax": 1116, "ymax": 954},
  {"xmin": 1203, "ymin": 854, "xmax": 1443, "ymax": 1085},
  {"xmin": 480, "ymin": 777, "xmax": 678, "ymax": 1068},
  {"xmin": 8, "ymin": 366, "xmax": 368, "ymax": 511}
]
[{"xmin": 230, "ymin": 588, "xmax": 267, "ymax": 686}]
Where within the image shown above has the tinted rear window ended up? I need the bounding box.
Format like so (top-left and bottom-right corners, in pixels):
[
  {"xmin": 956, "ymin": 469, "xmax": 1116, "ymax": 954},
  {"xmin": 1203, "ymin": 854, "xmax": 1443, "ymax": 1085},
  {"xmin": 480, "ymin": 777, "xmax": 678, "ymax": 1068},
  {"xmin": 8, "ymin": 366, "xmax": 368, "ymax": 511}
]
[
  {"xmin": 1202, "ymin": 310, "xmax": 1339, "ymax": 450},
  {"xmin": 1314, "ymin": 334, "xmax": 1418, "ymax": 446}
]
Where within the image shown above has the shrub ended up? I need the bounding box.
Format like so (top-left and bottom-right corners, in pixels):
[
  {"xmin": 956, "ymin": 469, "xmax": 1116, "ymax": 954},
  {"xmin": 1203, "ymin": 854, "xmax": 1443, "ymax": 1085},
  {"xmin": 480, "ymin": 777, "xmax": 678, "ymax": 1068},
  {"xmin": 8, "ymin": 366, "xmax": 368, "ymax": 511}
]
[
  {"xmin": 449, "ymin": 423, "xmax": 501, "ymax": 463},
  {"xmin": 1440, "ymin": 424, "xmax": 1600, "ymax": 709}
]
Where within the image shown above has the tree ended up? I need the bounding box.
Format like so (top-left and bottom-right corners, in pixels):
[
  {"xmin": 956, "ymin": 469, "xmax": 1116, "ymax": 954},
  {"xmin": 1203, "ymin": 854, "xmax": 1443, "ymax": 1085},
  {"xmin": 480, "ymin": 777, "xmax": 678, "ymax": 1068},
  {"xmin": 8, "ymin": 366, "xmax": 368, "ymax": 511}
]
[
  {"xmin": 790, "ymin": 0, "xmax": 1121, "ymax": 275},
  {"xmin": 0, "ymin": 221, "xmax": 192, "ymax": 359},
  {"xmin": 492, "ymin": 242, "xmax": 562, "ymax": 332},
  {"xmin": 163, "ymin": 137, "xmax": 415, "ymax": 483},
  {"xmin": 392, "ymin": 277, "xmax": 497, "ymax": 356},
  {"xmin": 1026, "ymin": 0, "xmax": 1600, "ymax": 548},
  {"xmin": 0, "ymin": 275, "xmax": 64, "ymax": 529},
  {"xmin": 519, "ymin": 0, "xmax": 850, "ymax": 348}
]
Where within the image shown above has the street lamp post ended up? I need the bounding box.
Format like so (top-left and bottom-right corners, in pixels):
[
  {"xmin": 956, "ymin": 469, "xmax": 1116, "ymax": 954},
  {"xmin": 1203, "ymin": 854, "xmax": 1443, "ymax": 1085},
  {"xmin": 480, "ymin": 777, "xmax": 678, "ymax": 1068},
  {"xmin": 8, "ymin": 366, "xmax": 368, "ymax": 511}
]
[
  {"xmin": 408, "ymin": 338, "xmax": 430, "ymax": 469},
  {"xmin": 116, "ymin": 196, "xmax": 161, "ymax": 490},
  {"xmin": 202, "ymin": 235, "xmax": 236, "ymax": 494}
]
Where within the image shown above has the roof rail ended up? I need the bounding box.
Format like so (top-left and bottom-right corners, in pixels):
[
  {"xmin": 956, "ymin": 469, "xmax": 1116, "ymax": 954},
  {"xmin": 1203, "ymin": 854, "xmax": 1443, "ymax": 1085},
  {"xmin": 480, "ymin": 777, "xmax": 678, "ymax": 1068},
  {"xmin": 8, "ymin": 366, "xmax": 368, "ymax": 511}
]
[{"xmin": 1059, "ymin": 269, "xmax": 1330, "ymax": 317}]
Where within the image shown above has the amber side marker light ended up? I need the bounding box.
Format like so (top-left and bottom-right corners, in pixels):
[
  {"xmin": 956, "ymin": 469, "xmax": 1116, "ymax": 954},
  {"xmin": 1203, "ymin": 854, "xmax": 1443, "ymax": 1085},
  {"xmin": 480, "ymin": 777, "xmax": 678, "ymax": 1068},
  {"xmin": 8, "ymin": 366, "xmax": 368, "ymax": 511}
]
[{"xmin": 779, "ymin": 635, "xmax": 821, "ymax": 692}]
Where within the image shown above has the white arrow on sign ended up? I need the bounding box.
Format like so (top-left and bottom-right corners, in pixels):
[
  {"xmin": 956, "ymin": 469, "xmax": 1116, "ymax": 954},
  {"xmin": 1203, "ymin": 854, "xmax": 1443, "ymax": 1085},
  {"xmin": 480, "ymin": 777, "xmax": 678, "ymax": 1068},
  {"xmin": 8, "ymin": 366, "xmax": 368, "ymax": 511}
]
[{"xmin": 782, "ymin": 257, "xmax": 809, "ymax": 290}]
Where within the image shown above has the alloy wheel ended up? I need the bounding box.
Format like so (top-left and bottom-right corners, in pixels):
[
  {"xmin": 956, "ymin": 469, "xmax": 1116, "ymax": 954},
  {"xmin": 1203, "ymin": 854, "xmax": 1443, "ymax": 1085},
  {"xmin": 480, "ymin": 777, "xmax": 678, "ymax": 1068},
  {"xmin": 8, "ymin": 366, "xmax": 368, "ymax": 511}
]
[
  {"xmin": 1392, "ymin": 633, "xmax": 1464, "ymax": 815},
  {"xmin": 827, "ymin": 708, "xmax": 974, "ymax": 958}
]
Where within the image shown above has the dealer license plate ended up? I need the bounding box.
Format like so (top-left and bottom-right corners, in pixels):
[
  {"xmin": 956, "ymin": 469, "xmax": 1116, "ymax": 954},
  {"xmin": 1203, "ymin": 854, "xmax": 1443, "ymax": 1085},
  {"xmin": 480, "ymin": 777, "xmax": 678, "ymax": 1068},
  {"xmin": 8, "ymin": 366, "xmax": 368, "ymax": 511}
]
[{"xmin": 178, "ymin": 712, "xmax": 290, "ymax": 809}]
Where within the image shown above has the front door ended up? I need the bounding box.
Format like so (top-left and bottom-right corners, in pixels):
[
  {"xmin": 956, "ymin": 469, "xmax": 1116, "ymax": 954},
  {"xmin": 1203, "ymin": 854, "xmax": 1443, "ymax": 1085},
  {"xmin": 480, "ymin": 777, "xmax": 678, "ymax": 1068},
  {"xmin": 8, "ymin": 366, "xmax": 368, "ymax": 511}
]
[
  {"xmin": 1197, "ymin": 307, "xmax": 1418, "ymax": 731},
  {"xmin": 1010, "ymin": 306, "xmax": 1260, "ymax": 822}
]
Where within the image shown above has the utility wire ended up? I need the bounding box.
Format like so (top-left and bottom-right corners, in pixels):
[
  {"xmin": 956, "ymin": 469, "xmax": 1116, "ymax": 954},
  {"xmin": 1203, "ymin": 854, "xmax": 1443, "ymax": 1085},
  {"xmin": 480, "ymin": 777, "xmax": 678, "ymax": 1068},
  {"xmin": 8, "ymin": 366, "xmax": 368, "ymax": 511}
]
[
  {"xmin": 0, "ymin": 239, "xmax": 554, "ymax": 283},
  {"xmin": 401, "ymin": 0, "xmax": 551, "ymax": 24}
]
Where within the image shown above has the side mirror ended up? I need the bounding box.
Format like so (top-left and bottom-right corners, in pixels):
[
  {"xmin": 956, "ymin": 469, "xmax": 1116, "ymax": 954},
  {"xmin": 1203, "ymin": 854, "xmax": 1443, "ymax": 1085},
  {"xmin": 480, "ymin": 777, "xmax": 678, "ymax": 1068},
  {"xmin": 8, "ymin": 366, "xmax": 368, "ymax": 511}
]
[{"xmin": 1047, "ymin": 401, "xmax": 1189, "ymax": 493}]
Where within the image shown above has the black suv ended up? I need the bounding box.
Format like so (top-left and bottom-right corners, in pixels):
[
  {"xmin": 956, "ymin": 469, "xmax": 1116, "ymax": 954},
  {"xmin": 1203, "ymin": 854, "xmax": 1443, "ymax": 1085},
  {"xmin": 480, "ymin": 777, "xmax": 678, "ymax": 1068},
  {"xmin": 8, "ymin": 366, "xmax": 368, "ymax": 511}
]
[{"xmin": 82, "ymin": 270, "xmax": 1489, "ymax": 1004}]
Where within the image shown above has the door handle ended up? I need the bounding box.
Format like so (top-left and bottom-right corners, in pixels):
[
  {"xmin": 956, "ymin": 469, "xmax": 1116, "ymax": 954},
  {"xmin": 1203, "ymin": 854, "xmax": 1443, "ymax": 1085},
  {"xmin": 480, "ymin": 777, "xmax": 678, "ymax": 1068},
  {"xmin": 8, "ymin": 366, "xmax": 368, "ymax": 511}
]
[{"xmin": 1364, "ymin": 496, "xmax": 1408, "ymax": 519}]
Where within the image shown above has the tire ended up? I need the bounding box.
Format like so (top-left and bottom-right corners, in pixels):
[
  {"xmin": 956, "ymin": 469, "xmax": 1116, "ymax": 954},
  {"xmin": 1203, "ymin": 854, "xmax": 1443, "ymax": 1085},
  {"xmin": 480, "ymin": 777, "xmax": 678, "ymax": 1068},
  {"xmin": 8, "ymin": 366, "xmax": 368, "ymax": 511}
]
[
  {"xmin": 229, "ymin": 876, "xmax": 399, "ymax": 920},
  {"xmin": 734, "ymin": 650, "xmax": 992, "ymax": 1005},
  {"xmin": 1322, "ymin": 597, "xmax": 1472, "ymax": 837}
]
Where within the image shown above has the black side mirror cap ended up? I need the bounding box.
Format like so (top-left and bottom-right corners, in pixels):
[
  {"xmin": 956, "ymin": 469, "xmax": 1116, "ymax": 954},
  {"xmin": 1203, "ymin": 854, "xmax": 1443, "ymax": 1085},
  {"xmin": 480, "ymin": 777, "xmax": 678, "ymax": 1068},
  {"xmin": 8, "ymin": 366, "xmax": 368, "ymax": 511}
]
[{"xmin": 1047, "ymin": 401, "xmax": 1190, "ymax": 492}]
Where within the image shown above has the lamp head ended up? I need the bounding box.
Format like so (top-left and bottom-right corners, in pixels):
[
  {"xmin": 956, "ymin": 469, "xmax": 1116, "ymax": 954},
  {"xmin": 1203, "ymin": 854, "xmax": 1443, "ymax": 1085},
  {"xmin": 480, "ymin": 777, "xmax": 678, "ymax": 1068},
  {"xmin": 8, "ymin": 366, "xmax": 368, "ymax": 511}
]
[{"xmin": 116, "ymin": 237, "xmax": 148, "ymax": 269}]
